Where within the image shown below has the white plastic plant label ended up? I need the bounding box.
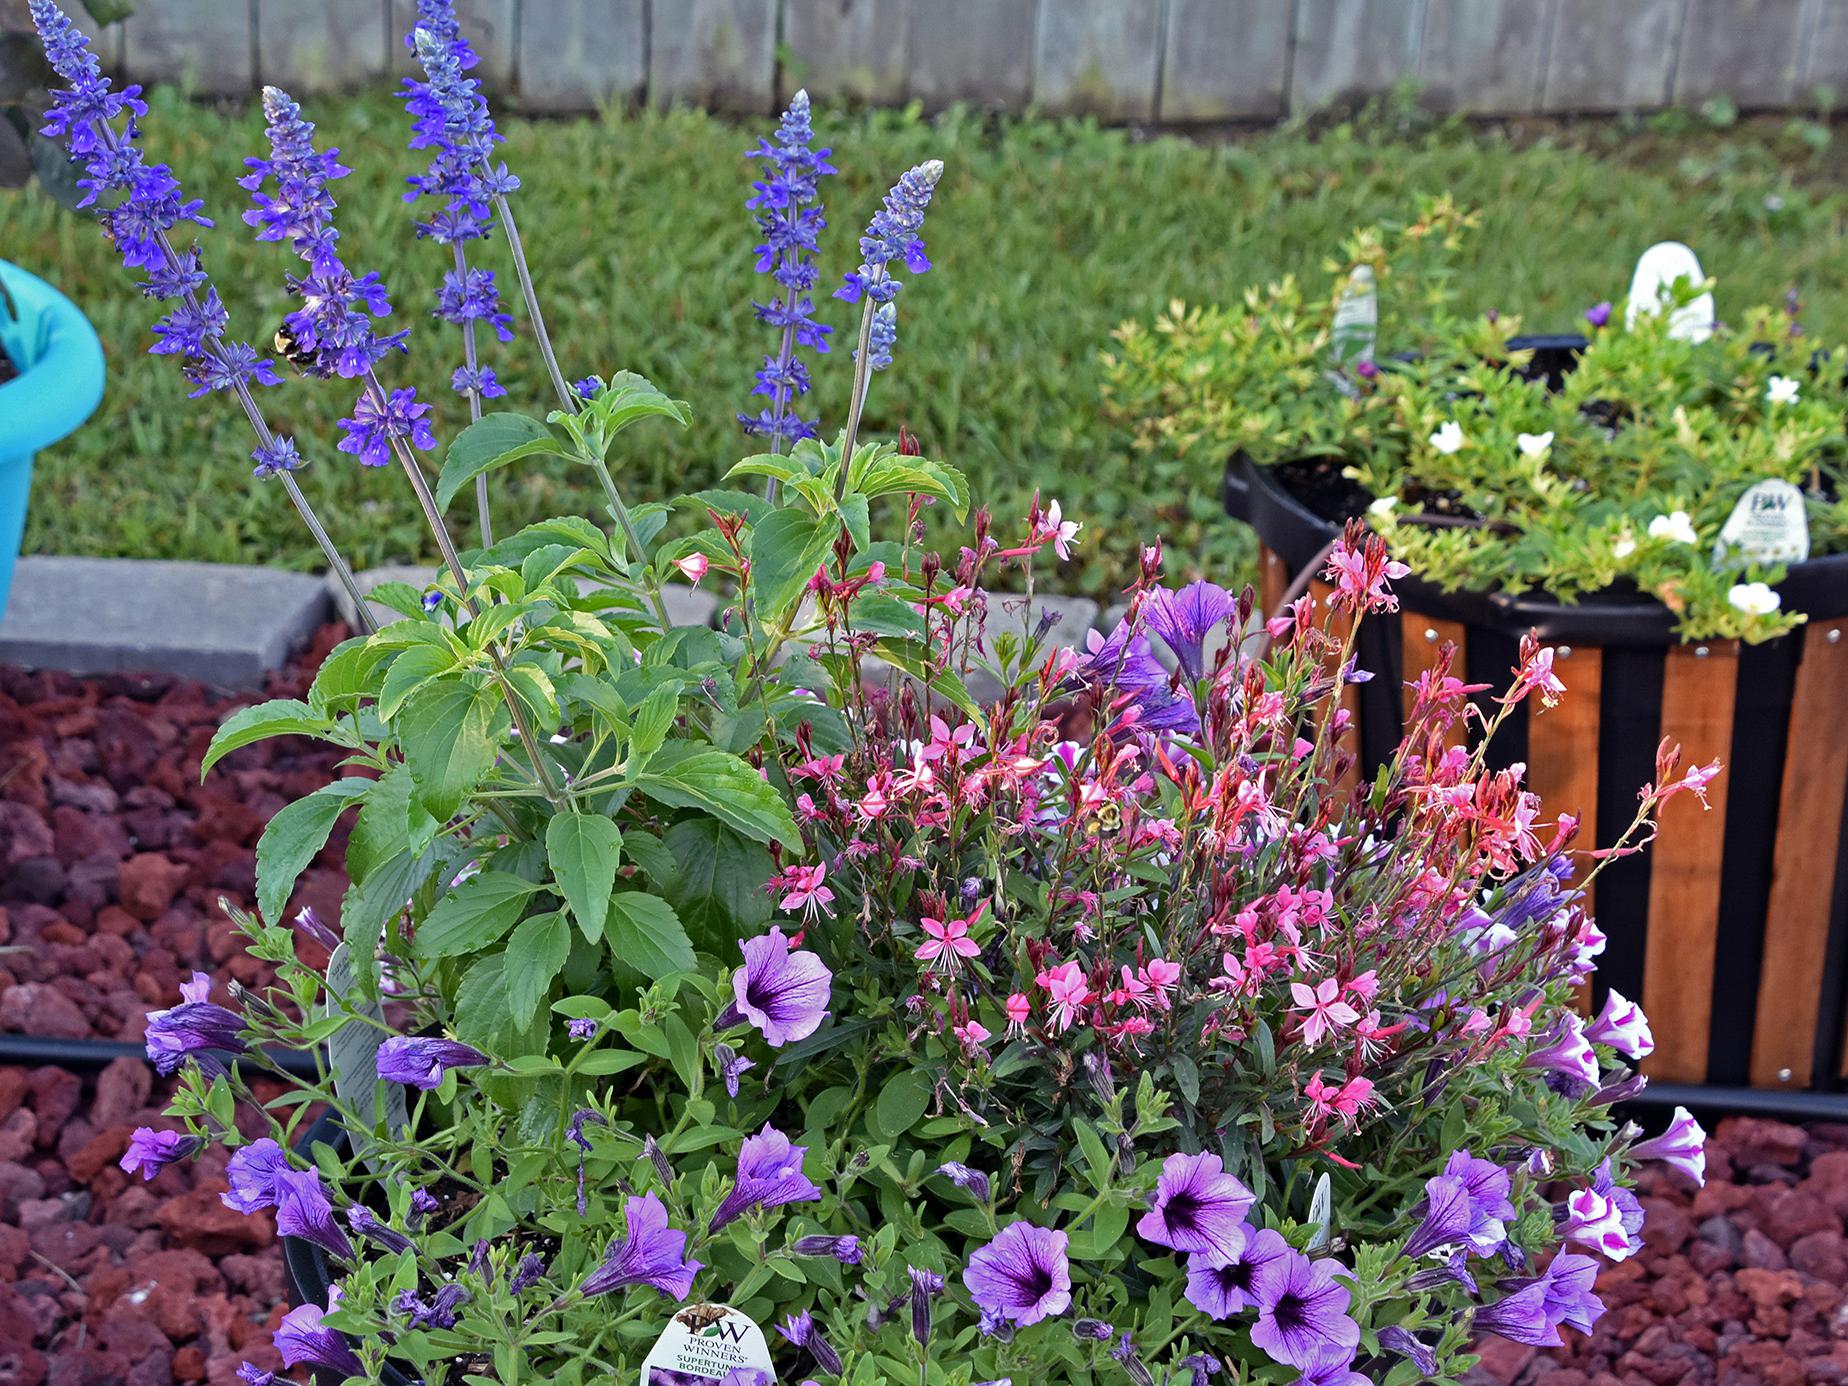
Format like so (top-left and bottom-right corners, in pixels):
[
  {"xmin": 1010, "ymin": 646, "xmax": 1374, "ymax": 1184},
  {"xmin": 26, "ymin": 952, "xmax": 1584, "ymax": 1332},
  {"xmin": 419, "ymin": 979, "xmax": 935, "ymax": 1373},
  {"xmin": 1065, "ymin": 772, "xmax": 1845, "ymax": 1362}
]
[
  {"xmin": 639, "ymin": 1304, "xmax": 776, "ymax": 1385},
  {"xmin": 1330, "ymin": 264, "xmax": 1377, "ymax": 367},
  {"xmin": 322, "ymin": 943, "xmax": 409, "ymax": 1172},
  {"xmin": 1624, "ymin": 241, "xmax": 1714, "ymax": 343},
  {"xmin": 1715, "ymin": 478, "xmax": 1810, "ymax": 565}
]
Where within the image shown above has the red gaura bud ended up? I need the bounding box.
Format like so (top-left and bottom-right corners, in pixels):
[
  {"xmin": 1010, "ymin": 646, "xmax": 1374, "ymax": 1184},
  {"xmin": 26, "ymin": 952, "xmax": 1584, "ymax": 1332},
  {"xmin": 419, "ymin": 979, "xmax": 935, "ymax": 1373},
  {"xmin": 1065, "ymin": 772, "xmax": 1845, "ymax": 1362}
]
[{"xmin": 898, "ymin": 425, "xmax": 922, "ymax": 456}]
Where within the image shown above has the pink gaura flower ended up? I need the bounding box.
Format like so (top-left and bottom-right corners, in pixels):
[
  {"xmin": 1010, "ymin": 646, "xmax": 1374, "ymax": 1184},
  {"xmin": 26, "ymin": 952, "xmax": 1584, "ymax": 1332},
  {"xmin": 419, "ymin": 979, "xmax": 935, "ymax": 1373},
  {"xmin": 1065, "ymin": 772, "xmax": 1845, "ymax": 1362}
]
[
  {"xmin": 774, "ymin": 862, "xmax": 834, "ymax": 921},
  {"xmin": 1289, "ymin": 976, "xmax": 1360, "ymax": 1047},
  {"xmin": 1141, "ymin": 958, "xmax": 1181, "ymax": 1006},
  {"xmin": 1323, "ymin": 529, "xmax": 1410, "ymax": 614},
  {"xmin": 1034, "ymin": 498, "xmax": 1082, "ymax": 560},
  {"xmin": 1004, "ymin": 992, "xmax": 1031, "ymax": 1038},
  {"xmin": 671, "ymin": 552, "xmax": 710, "ymax": 586},
  {"xmin": 1509, "ymin": 637, "xmax": 1567, "ymax": 710},
  {"xmin": 1304, "ymin": 1072, "xmax": 1375, "ymax": 1128},
  {"xmin": 953, "ymin": 1018, "xmax": 991, "ymax": 1050},
  {"xmin": 917, "ymin": 903, "xmax": 985, "ymax": 971},
  {"xmin": 1037, "ymin": 960, "xmax": 1092, "ymax": 1033}
]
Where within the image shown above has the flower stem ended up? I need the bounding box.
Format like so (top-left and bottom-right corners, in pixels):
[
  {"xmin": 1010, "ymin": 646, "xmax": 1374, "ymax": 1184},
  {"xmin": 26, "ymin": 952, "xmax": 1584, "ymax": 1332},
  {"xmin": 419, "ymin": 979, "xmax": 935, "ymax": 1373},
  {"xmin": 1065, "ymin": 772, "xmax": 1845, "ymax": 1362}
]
[
  {"xmin": 493, "ymin": 194, "xmax": 576, "ymax": 415},
  {"xmin": 585, "ymin": 453, "xmax": 675, "ymax": 629},
  {"xmin": 833, "ymin": 289, "xmax": 882, "ymax": 502},
  {"xmin": 452, "ymin": 242, "xmax": 492, "ymax": 548},
  {"xmin": 280, "ymin": 471, "xmax": 377, "ymax": 637}
]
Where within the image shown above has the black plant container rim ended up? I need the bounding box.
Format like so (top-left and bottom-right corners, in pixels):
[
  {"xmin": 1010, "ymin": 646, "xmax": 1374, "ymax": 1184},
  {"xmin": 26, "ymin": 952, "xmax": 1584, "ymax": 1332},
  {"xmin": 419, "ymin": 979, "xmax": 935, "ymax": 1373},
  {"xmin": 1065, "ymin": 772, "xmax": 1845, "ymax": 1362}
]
[{"xmin": 283, "ymin": 1110, "xmax": 418, "ymax": 1386}]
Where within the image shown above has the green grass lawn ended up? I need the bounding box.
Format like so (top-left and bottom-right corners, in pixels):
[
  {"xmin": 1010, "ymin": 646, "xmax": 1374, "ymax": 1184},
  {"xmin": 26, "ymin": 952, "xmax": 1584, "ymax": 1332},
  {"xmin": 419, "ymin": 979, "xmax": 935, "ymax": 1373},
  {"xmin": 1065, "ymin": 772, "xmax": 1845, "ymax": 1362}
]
[{"xmin": 7, "ymin": 89, "xmax": 1848, "ymax": 597}]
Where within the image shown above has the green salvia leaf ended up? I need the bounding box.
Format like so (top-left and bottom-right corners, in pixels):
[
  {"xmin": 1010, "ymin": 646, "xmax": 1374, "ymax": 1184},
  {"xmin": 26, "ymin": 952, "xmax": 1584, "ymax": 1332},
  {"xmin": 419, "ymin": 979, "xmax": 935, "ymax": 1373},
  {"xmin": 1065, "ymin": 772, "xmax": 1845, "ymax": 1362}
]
[
  {"xmin": 545, "ymin": 813, "xmax": 625, "ymax": 945},
  {"xmin": 254, "ymin": 779, "xmax": 371, "ymax": 923},
  {"xmin": 414, "ymin": 872, "xmax": 543, "ymax": 961}
]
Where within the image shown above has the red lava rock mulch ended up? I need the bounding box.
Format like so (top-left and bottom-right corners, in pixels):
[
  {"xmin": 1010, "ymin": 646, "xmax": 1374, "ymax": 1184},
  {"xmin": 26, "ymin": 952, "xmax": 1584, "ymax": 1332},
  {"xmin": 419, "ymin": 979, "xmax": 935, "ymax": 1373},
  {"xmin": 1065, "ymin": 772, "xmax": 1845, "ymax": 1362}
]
[
  {"xmin": 1471, "ymin": 1116, "xmax": 1848, "ymax": 1386},
  {"xmin": 0, "ymin": 623, "xmax": 353, "ymax": 1044}
]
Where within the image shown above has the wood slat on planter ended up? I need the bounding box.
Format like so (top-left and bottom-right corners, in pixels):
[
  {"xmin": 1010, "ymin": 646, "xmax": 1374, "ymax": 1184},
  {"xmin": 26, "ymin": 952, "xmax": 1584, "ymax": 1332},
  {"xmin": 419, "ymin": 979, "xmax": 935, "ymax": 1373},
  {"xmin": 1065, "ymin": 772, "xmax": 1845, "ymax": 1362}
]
[
  {"xmin": 1527, "ymin": 644, "xmax": 1602, "ymax": 1015},
  {"xmin": 1753, "ymin": 622, "xmax": 1848, "ymax": 1088},
  {"xmin": 1259, "ymin": 545, "xmax": 1288, "ymax": 621},
  {"xmin": 1641, "ymin": 642, "xmax": 1739, "ymax": 1084},
  {"xmin": 1398, "ymin": 612, "xmax": 1468, "ymax": 751}
]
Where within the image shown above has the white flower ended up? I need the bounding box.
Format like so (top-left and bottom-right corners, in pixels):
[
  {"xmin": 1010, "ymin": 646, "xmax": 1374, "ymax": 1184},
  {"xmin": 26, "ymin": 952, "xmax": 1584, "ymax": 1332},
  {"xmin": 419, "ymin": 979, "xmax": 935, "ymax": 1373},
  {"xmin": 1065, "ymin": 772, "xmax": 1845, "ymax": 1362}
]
[
  {"xmin": 1367, "ymin": 496, "xmax": 1399, "ymax": 519},
  {"xmin": 1647, "ymin": 510, "xmax": 1698, "ymax": 545},
  {"xmin": 1766, "ymin": 375, "xmax": 1801, "ymax": 406},
  {"xmin": 1428, "ymin": 420, "xmax": 1465, "ymax": 455},
  {"xmin": 1612, "ymin": 532, "xmax": 1637, "ymax": 560},
  {"xmin": 1728, "ymin": 581, "xmax": 1781, "ymax": 616},
  {"xmin": 1516, "ymin": 431, "xmax": 1554, "ymax": 458}
]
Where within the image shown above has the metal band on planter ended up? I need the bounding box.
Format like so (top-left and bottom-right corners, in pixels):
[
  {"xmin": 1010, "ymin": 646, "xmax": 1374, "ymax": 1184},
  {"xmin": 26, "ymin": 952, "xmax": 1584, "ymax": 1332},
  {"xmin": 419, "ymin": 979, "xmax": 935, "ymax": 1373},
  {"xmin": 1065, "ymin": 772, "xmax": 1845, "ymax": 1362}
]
[{"xmin": 1229, "ymin": 451, "xmax": 1848, "ymax": 1103}]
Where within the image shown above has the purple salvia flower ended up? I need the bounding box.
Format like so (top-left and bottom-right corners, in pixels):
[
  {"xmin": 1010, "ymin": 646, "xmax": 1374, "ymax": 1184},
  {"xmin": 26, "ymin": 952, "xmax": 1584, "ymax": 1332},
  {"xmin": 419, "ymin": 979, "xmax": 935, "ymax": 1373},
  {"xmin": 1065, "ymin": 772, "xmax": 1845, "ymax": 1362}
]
[
  {"xmin": 375, "ymin": 1035, "xmax": 490, "ymax": 1089},
  {"xmin": 1585, "ymin": 988, "xmax": 1653, "ymax": 1059},
  {"xmin": 1630, "ymin": 1105, "xmax": 1708, "ymax": 1186},
  {"xmin": 740, "ymin": 88, "xmax": 833, "ymax": 448},
  {"xmin": 1184, "ymin": 1226, "xmax": 1288, "ymax": 1319},
  {"xmin": 1401, "ymin": 1173, "xmax": 1473, "ymax": 1260},
  {"xmin": 274, "ymin": 1296, "xmax": 363, "ymax": 1378},
  {"xmin": 573, "ymin": 374, "xmax": 604, "ymax": 399},
  {"xmin": 936, "ymin": 1161, "xmax": 991, "ymax": 1204},
  {"xmin": 1376, "ymin": 1326, "xmax": 1438, "ymax": 1376},
  {"xmin": 274, "ymin": 1167, "xmax": 355, "ymax": 1261},
  {"xmin": 908, "ymin": 1266, "xmax": 944, "ymax": 1346},
  {"xmin": 450, "ymin": 364, "xmax": 505, "ymax": 398},
  {"xmin": 1137, "ymin": 1151, "xmax": 1254, "ymax": 1263},
  {"xmin": 338, "ymin": 385, "xmax": 437, "ymax": 466},
  {"xmin": 1249, "ymin": 1250, "xmax": 1360, "ymax": 1370},
  {"xmin": 144, "ymin": 998, "xmax": 248, "ymax": 1077},
  {"xmin": 964, "ymin": 1222, "xmax": 1071, "ymax": 1328},
  {"xmin": 119, "ymin": 1127, "xmax": 202, "ymax": 1180},
  {"xmin": 1585, "ymin": 300, "xmax": 1613, "ymax": 328},
  {"xmin": 862, "ymin": 301, "xmax": 897, "ymax": 373},
  {"xmin": 404, "ymin": 13, "xmax": 513, "ymax": 238},
  {"xmin": 347, "ymin": 1205, "xmax": 414, "ymax": 1256},
  {"xmin": 1443, "ymin": 1149, "xmax": 1517, "ymax": 1253},
  {"xmin": 777, "ymin": 1311, "xmax": 844, "ymax": 1376},
  {"xmin": 790, "ymin": 1234, "xmax": 862, "ymax": 1265},
  {"xmin": 222, "ymin": 1138, "xmax": 293, "ymax": 1213},
  {"xmin": 721, "ymin": 926, "xmax": 832, "ymax": 1047},
  {"xmin": 241, "ymin": 87, "xmax": 409, "ymax": 380},
  {"xmin": 580, "ymin": 1191, "xmax": 702, "ymax": 1300},
  {"xmin": 837, "ymin": 159, "xmax": 943, "ymax": 310},
  {"xmin": 1143, "ymin": 580, "xmax": 1237, "ymax": 681},
  {"xmin": 710, "ymin": 1124, "xmax": 822, "ymax": 1231},
  {"xmin": 1472, "ymin": 1281, "xmax": 1561, "ymax": 1347}
]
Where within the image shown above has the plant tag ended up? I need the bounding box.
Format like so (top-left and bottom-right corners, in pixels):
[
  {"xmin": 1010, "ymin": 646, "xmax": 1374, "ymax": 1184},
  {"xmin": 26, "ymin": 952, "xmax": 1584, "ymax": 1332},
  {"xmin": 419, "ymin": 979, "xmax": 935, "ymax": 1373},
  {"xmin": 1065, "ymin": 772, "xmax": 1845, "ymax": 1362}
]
[
  {"xmin": 638, "ymin": 1304, "xmax": 775, "ymax": 1384},
  {"xmin": 1715, "ymin": 479, "xmax": 1809, "ymax": 565},
  {"xmin": 1326, "ymin": 265, "xmax": 1378, "ymax": 399},
  {"xmin": 1624, "ymin": 241, "xmax": 1714, "ymax": 343},
  {"xmin": 1306, "ymin": 1172, "xmax": 1333, "ymax": 1251},
  {"xmin": 323, "ymin": 943, "xmax": 409, "ymax": 1172}
]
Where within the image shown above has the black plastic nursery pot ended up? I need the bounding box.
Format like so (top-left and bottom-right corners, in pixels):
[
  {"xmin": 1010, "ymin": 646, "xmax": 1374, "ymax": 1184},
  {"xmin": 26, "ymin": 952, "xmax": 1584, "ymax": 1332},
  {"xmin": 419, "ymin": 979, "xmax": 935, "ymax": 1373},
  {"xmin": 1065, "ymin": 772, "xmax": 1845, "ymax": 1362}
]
[
  {"xmin": 283, "ymin": 1111, "xmax": 419, "ymax": 1386},
  {"xmin": 1224, "ymin": 447, "xmax": 1848, "ymax": 1102}
]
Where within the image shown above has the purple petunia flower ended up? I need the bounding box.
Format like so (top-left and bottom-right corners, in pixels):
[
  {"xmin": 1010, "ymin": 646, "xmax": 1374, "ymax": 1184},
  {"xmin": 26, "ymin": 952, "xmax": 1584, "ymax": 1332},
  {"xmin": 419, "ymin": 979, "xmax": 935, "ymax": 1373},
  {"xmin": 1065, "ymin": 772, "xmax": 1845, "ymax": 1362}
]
[
  {"xmin": 222, "ymin": 1138, "xmax": 293, "ymax": 1214},
  {"xmin": 964, "ymin": 1221, "xmax": 1072, "ymax": 1328},
  {"xmin": 714, "ymin": 1042, "xmax": 755, "ymax": 1097},
  {"xmin": 1630, "ymin": 1106, "xmax": 1707, "ymax": 1187},
  {"xmin": 288, "ymin": 906, "xmax": 334, "ymax": 954},
  {"xmin": 144, "ymin": 998, "xmax": 248, "ymax": 1077},
  {"xmin": 1184, "ymin": 1226, "xmax": 1289, "ymax": 1319},
  {"xmin": 375, "ymin": 1035, "xmax": 490, "ymax": 1089},
  {"xmin": 347, "ymin": 1205, "xmax": 413, "ymax": 1255},
  {"xmin": 936, "ymin": 1161, "xmax": 991, "ymax": 1204},
  {"xmin": 274, "ymin": 1167, "xmax": 355, "ymax": 1261},
  {"xmin": 740, "ymin": 89, "xmax": 834, "ymax": 447},
  {"xmin": 119, "ymin": 1127, "xmax": 202, "ymax": 1180},
  {"xmin": 1143, "ymin": 580, "xmax": 1237, "ymax": 682},
  {"xmin": 1559, "ymin": 1186, "xmax": 1638, "ymax": 1262},
  {"xmin": 1534, "ymin": 1250, "xmax": 1606, "ymax": 1336},
  {"xmin": 579, "ymin": 1191, "xmax": 702, "ymax": 1300},
  {"xmin": 1376, "ymin": 1326, "xmax": 1438, "ymax": 1376},
  {"xmin": 508, "ymin": 1253, "xmax": 546, "ymax": 1294},
  {"xmin": 1175, "ymin": 1353, "xmax": 1222, "ymax": 1386},
  {"xmin": 274, "ymin": 1295, "xmax": 363, "ymax": 1378},
  {"xmin": 1585, "ymin": 988, "xmax": 1653, "ymax": 1060},
  {"xmin": 1443, "ymin": 1150, "xmax": 1517, "ymax": 1254},
  {"xmin": 409, "ymin": 1188, "xmax": 440, "ymax": 1225},
  {"xmin": 1401, "ymin": 1173, "xmax": 1473, "ymax": 1260},
  {"xmin": 1248, "ymin": 1249, "xmax": 1361, "ymax": 1370},
  {"xmin": 1525, "ymin": 1014, "xmax": 1599, "ymax": 1093},
  {"xmin": 1472, "ymin": 1281, "xmax": 1560, "ymax": 1347},
  {"xmin": 393, "ymin": 1283, "xmax": 470, "ymax": 1329},
  {"xmin": 235, "ymin": 1364, "xmax": 274, "ymax": 1386},
  {"xmin": 722, "ymin": 926, "xmax": 832, "ymax": 1047},
  {"xmin": 1137, "ymin": 1151, "xmax": 1255, "ymax": 1263},
  {"xmin": 337, "ymin": 383, "xmax": 436, "ymax": 467},
  {"xmin": 1585, "ymin": 301, "xmax": 1613, "ymax": 328},
  {"xmin": 1286, "ymin": 1346, "xmax": 1368, "ymax": 1386},
  {"xmin": 1078, "ymin": 623, "xmax": 1199, "ymax": 735},
  {"xmin": 778, "ymin": 1310, "xmax": 844, "ymax": 1376},
  {"xmin": 709, "ymin": 1124, "xmax": 822, "ymax": 1231}
]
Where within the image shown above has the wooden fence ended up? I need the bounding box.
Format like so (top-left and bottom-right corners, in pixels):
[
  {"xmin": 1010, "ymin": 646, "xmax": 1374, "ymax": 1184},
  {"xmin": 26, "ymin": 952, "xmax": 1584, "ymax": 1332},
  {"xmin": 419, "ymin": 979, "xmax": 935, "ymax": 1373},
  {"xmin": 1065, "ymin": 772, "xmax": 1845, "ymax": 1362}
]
[{"xmin": 66, "ymin": 0, "xmax": 1848, "ymax": 119}]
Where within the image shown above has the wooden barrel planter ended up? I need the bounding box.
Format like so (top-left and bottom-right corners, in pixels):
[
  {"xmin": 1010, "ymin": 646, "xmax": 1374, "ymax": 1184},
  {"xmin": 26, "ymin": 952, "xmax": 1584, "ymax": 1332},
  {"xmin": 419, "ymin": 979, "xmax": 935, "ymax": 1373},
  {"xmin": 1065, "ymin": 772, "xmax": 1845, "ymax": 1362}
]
[{"xmin": 1226, "ymin": 451, "xmax": 1848, "ymax": 1099}]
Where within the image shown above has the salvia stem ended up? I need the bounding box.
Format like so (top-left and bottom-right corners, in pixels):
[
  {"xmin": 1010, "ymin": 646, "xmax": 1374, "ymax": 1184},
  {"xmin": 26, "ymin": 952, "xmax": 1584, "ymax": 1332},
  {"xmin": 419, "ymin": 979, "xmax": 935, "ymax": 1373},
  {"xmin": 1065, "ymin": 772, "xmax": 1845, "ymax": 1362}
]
[
  {"xmin": 585, "ymin": 453, "xmax": 674, "ymax": 630},
  {"xmin": 279, "ymin": 472, "xmax": 378, "ymax": 637},
  {"xmin": 493, "ymin": 194, "xmax": 575, "ymax": 414},
  {"xmin": 452, "ymin": 243, "xmax": 492, "ymax": 548},
  {"xmin": 833, "ymin": 290, "xmax": 881, "ymax": 501}
]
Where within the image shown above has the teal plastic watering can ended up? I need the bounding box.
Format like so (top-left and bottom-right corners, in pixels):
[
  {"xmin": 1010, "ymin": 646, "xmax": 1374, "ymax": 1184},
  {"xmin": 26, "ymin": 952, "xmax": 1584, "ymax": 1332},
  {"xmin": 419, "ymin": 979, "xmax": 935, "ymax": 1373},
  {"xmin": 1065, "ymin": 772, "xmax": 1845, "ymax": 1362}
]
[{"xmin": 0, "ymin": 259, "xmax": 106, "ymax": 616}]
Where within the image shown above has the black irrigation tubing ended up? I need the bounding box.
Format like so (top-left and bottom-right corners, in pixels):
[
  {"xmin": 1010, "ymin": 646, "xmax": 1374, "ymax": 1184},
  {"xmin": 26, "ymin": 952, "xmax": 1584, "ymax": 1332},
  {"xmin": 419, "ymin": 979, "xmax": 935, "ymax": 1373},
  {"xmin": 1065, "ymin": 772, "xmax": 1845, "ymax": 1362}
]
[{"xmin": 0, "ymin": 1031, "xmax": 321, "ymax": 1078}]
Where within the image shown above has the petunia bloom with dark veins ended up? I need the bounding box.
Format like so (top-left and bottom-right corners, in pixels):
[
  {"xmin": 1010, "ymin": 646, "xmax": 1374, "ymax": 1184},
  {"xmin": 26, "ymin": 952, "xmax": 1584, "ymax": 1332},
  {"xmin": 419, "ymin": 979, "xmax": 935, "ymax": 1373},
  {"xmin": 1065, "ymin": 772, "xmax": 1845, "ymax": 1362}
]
[
  {"xmin": 1137, "ymin": 1151, "xmax": 1255, "ymax": 1264},
  {"xmin": 1248, "ymin": 1248, "xmax": 1361, "ymax": 1370},
  {"xmin": 273, "ymin": 1296, "xmax": 363, "ymax": 1379},
  {"xmin": 709, "ymin": 1124, "xmax": 822, "ymax": 1231},
  {"xmin": 1184, "ymin": 1225, "xmax": 1289, "ymax": 1319},
  {"xmin": 1143, "ymin": 580, "xmax": 1237, "ymax": 682},
  {"xmin": 375, "ymin": 1035, "xmax": 490, "ymax": 1089},
  {"xmin": 144, "ymin": 999, "xmax": 248, "ymax": 1077},
  {"xmin": 1401, "ymin": 1172, "xmax": 1473, "ymax": 1260},
  {"xmin": 579, "ymin": 1191, "xmax": 701, "ymax": 1300},
  {"xmin": 346, "ymin": 1205, "xmax": 413, "ymax": 1256},
  {"xmin": 222, "ymin": 1138, "xmax": 293, "ymax": 1213},
  {"xmin": 119, "ymin": 1127, "xmax": 202, "ymax": 1180},
  {"xmin": 273, "ymin": 1168, "xmax": 355, "ymax": 1261},
  {"xmin": 720, "ymin": 926, "xmax": 832, "ymax": 1047},
  {"xmin": 963, "ymin": 1221, "xmax": 1072, "ymax": 1328}
]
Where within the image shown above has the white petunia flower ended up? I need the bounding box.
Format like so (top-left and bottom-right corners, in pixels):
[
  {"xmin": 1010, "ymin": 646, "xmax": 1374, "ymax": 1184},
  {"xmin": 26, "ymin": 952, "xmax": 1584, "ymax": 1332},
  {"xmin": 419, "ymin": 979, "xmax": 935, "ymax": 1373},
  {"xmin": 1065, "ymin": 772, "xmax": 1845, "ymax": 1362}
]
[
  {"xmin": 1516, "ymin": 431, "xmax": 1554, "ymax": 458},
  {"xmin": 1766, "ymin": 375, "xmax": 1801, "ymax": 406},
  {"xmin": 1368, "ymin": 496, "xmax": 1399, "ymax": 519},
  {"xmin": 1429, "ymin": 420, "xmax": 1465, "ymax": 454},
  {"xmin": 1728, "ymin": 581, "xmax": 1781, "ymax": 616},
  {"xmin": 1647, "ymin": 510, "xmax": 1698, "ymax": 545}
]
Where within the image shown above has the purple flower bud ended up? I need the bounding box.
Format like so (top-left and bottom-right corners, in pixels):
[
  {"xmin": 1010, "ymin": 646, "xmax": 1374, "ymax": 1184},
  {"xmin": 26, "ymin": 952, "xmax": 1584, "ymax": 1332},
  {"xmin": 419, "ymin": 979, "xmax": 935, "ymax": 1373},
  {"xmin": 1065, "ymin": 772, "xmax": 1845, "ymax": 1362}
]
[
  {"xmin": 1585, "ymin": 300, "xmax": 1613, "ymax": 328},
  {"xmin": 567, "ymin": 1017, "xmax": 599, "ymax": 1041},
  {"xmin": 347, "ymin": 1205, "xmax": 414, "ymax": 1255},
  {"xmin": 1355, "ymin": 359, "xmax": 1379, "ymax": 380},
  {"xmin": 1630, "ymin": 1105, "xmax": 1707, "ymax": 1187},
  {"xmin": 144, "ymin": 998, "xmax": 248, "ymax": 1077},
  {"xmin": 508, "ymin": 1253, "xmax": 546, "ymax": 1294},
  {"xmin": 1377, "ymin": 1326, "xmax": 1438, "ymax": 1376},
  {"xmin": 936, "ymin": 1161, "xmax": 991, "ymax": 1204},
  {"xmin": 236, "ymin": 1364, "xmax": 275, "ymax": 1385},
  {"xmin": 1072, "ymin": 1318, "xmax": 1115, "ymax": 1342},
  {"xmin": 1175, "ymin": 1353, "xmax": 1222, "ymax": 1386},
  {"xmin": 375, "ymin": 1035, "xmax": 490, "ymax": 1089},
  {"xmin": 909, "ymin": 1266, "xmax": 944, "ymax": 1346},
  {"xmin": 714, "ymin": 1042, "xmax": 756, "ymax": 1098},
  {"xmin": 393, "ymin": 1282, "xmax": 470, "ymax": 1329},
  {"xmin": 778, "ymin": 1311, "xmax": 843, "ymax": 1376},
  {"xmin": 408, "ymin": 1188, "xmax": 440, "ymax": 1225},
  {"xmin": 642, "ymin": 1132, "xmax": 675, "ymax": 1190},
  {"xmin": 292, "ymin": 905, "xmax": 340, "ymax": 950},
  {"xmin": 790, "ymin": 1234, "xmax": 862, "ymax": 1265},
  {"xmin": 274, "ymin": 1296, "xmax": 362, "ymax": 1378},
  {"xmin": 119, "ymin": 1127, "xmax": 202, "ymax": 1180}
]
